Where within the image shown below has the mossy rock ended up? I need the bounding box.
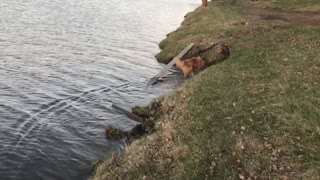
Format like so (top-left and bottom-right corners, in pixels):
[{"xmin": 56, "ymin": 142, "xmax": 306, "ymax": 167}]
[
  {"xmin": 105, "ymin": 125, "xmax": 128, "ymax": 139},
  {"xmin": 132, "ymin": 106, "xmax": 149, "ymax": 118}
]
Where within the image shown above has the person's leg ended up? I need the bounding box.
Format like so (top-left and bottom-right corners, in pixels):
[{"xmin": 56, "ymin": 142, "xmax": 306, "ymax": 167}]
[{"xmin": 202, "ymin": 0, "xmax": 208, "ymax": 7}]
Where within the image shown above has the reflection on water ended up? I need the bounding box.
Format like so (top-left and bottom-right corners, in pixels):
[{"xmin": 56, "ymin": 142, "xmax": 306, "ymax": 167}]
[{"xmin": 0, "ymin": 0, "xmax": 198, "ymax": 179}]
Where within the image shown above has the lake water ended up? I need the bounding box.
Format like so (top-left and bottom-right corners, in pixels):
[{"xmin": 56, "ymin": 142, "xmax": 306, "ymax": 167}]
[{"xmin": 0, "ymin": 0, "xmax": 198, "ymax": 179}]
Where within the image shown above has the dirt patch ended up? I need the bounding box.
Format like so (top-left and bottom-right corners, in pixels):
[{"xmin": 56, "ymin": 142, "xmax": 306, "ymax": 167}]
[
  {"xmin": 248, "ymin": 14, "xmax": 290, "ymax": 24},
  {"xmin": 246, "ymin": 9, "xmax": 320, "ymax": 26}
]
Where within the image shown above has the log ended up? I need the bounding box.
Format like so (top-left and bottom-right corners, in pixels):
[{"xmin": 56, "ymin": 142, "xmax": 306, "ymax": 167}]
[
  {"xmin": 148, "ymin": 43, "xmax": 195, "ymax": 85},
  {"xmin": 112, "ymin": 104, "xmax": 144, "ymax": 123}
]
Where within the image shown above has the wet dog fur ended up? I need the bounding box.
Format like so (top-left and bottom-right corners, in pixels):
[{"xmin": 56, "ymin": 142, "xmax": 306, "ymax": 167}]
[{"xmin": 175, "ymin": 56, "xmax": 205, "ymax": 78}]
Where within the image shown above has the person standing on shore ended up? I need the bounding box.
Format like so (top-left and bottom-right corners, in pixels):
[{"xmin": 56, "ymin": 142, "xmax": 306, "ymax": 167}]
[{"xmin": 202, "ymin": 0, "xmax": 208, "ymax": 7}]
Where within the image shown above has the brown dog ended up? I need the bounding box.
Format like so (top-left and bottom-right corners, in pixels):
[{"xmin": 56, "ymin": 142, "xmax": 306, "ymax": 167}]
[{"xmin": 175, "ymin": 56, "xmax": 205, "ymax": 78}]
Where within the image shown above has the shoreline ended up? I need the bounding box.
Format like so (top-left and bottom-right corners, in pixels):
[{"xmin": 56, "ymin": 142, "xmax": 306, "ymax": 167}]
[
  {"xmin": 91, "ymin": 2, "xmax": 201, "ymax": 176},
  {"xmin": 92, "ymin": 0, "xmax": 320, "ymax": 179},
  {"xmin": 91, "ymin": 3, "xmax": 201, "ymax": 177}
]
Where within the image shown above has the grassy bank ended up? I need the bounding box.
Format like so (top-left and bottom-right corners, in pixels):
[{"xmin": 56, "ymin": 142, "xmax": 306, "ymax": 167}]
[{"xmin": 93, "ymin": 0, "xmax": 320, "ymax": 179}]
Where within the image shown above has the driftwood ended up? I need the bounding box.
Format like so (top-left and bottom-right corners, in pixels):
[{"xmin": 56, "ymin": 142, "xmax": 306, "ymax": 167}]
[
  {"xmin": 106, "ymin": 104, "xmax": 146, "ymax": 139},
  {"xmin": 149, "ymin": 41, "xmax": 230, "ymax": 85},
  {"xmin": 112, "ymin": 104, "xmax": 144, "ymax": 123},
  {"xmin": 107, "ymin": 101, "xmax": 162, "ymax": 140},
  {"xmin": 148, "ymin": 43, "xmax": 195, "ymax": 85}
]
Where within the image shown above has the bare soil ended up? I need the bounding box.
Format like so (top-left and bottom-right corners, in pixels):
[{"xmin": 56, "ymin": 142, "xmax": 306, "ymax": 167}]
[{"xmin": 247, "ymin": 9, "xmax": 320, "ymax": 26}]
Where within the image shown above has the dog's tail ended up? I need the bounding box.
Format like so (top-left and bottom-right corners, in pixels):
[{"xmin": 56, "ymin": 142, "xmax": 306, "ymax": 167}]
[{"xmin": 192, "ymin": 57, "xmax": 205, "ymax": 71}]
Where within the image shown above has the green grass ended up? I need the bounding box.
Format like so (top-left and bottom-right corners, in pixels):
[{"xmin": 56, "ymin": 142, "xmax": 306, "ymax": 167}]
[
  {"xmin": 177, "ymin": 25, "xmax": 320, "ymax": 179},
  {"xmin": 93, "ymin": 1, "xmax": 320, "ymax": 179},
  {"xmin": 155, "ymin": 3, "xmax": 245, "ymax": 63}
]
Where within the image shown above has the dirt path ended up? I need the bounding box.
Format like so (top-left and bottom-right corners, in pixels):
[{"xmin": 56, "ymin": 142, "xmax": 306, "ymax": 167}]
[{"xmin": 246, "ymin": 9, "xmax": 320, "ymax": 26}]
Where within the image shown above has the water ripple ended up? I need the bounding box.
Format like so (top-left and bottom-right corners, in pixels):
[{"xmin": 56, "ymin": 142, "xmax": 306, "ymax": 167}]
[{"xmin": 0, "ymin": 0, "xmax": 197, "ymax": 179}]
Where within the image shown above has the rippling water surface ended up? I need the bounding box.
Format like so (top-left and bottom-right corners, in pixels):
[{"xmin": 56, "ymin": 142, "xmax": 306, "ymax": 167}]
[{"xmin": 0, "ymin": 0, "xmax": 198, "ymax": 179}]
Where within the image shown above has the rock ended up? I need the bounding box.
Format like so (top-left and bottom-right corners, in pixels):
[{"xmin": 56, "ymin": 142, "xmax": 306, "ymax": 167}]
[
  {"xmin": 129, "ymin": 124, "xmax": 147, "ymax": 138},
  {"xmin": 105, "ymin": 125, "xmax": 128, "ymax": 139},
  {"xmin": 211, "ymin": 160, "xmax": 217, "ymax": 167},
  {"xmin": 142, "ymin": 118, "xmax": 155, "ymax": 133},
  {"xmin": 132, "ymin": 106, "xmax": 149, "ymax": 118},
  {"xmin": 132, "ymin": 99, "xmax": 162, "ymax": 119},
  {"xmin": 239, "ymin": 174, "xmax": 245, "ymax": 180},
  {"xmin": 107, "ymin": 100, "xmax": 164, "ymax": 142},
  {"xmin": 105, "ymin": 123, "xmax": 150, "ymax": 141},
  {"xmin": 235, "ymin": 159, "xmax": 241, "ymax": 164}
]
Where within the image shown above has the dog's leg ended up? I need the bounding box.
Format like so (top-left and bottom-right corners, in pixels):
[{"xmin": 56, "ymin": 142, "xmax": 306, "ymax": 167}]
[{"xmin": 185, "ymin": 69, "xmax": 193, "ymax": 79}]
